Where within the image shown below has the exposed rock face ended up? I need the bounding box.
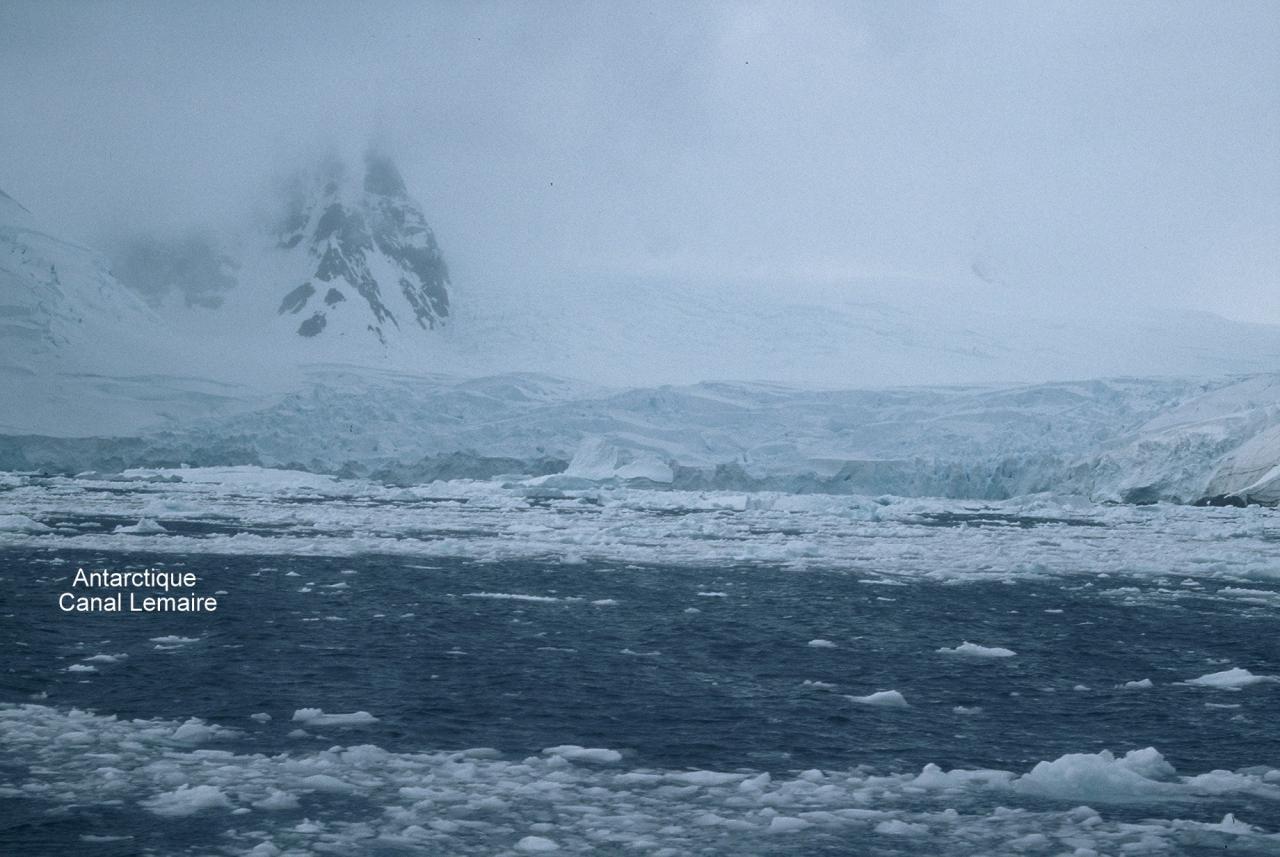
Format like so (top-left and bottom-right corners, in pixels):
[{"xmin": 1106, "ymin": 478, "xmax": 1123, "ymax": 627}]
[{"xmin": 275, "ymin": 151, "xmax": 450, "ymax": 343}]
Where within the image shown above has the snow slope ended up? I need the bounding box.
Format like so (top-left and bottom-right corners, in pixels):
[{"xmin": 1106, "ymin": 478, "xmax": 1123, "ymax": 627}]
[
  {"xmin": 445, "ymin": 272, "xmax": 1280, "ymax": 389},
  {"xmin": 0, "ymin": 187, "xmax": 173, "ymax": 376}
]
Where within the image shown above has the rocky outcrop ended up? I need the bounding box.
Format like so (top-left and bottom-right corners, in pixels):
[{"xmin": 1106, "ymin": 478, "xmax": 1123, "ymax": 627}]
[{"xmin": 274, "ymin": 150, "xmax": 450, "ymax": 343}]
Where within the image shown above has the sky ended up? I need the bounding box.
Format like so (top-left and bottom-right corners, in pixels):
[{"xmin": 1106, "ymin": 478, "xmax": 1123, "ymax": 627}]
[{"xmin": 1, "ymin": 0, "xmax": 1277, "ymax": 324}]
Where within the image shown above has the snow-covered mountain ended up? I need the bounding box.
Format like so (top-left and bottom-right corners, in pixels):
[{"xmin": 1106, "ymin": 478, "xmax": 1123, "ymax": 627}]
[
  {"xmin": 271, "ymin": 149, "xmax": 450, "ymax": 343},
  {"xmin": 0, "ymin": 187, "xmax": 171, "ymax": 375},
  {"xmin": 5, "ymin": 157, "xmax": 1280, "ymax": 504},
  {"xmin": 107, "ymin": 148, "xmax": 451, "ymax": 365}
]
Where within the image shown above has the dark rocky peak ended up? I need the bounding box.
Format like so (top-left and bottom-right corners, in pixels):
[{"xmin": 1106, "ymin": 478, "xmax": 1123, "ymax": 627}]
[{"xmin": 272, "ymin": 148, "xmax": 450, "ymax": 341}]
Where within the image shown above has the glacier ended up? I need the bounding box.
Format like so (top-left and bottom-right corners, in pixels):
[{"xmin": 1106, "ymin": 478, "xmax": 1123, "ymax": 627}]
[
  {"xmin": 3, "ymin": 182, "xmax": 1280, "ymax": 505},
  {"xmin": 2, "ymin": 368, "xmax": 1280, "ymax": 506}
]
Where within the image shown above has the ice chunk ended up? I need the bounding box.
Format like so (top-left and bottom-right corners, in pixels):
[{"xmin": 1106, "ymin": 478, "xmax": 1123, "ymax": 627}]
[
  {"xmin": 171, "ymin": 718, "xmax": 222, "ymax": 743},
  {"xmin": 143, "ymin": 784, "xmax": 232, "ymax": 817},
  {"xmin": 515, "ymin": 835, "xmax": 560, "ymax": 852},
  {"xmin": 82, "ymin": 653, "xmax": 126, "ymax": 664},
  {"xmin": 299, "ymin": 774, "xmax": 358, "ymax": 794},
  {"xmin": 1119, "ymin": 679, "xmax": 1154, "ymax": 689},
  {"xmin": 541, "ymin": 745, "xmax": 622, "ymax": 764},
  {"xmin": 252, "ymin": 789, "xmax": 299, "ymax": 811},
  {"xmin": 937, "ymin": 641, "xmax": 1015, "ymax": 658},
  {"xmin": 912, "ymin": 763, "xmax": 1013, "ymax": 790},
  {"xmin": 848, "ymin": 690, "xmax": 908, "ymax": 707},
  {"xmin": 807, "ymin": 639, "xmax": 837, "ymax": 648},
  {"xmin": 1014, "ymin": 748, "xmax": 1178, "ymax": 802},
  {"xmin": 0, "ymin": 514, "xmax": 52, "ymax": 533},
  {"xmin": 768, "ymin": 816, "xmax": 809, "ymax": 832},
  {"xmin": 291, "ymin": 708, "xmax": 378, "ymax": 727},
  {"xmin": 803, "ymin": 679, "xmax": 836, "ymax": 690},
  {"xmin": 1184, "ymin": 668, "xmax": 1279, "ymax": 689},
  {"xmin": 564, "ymin": 436, "xmax": 673, "ymax": 483},
  {"xmin": 113, "ymin": 518, "xmax": 167, "ymax": 535},
  {"xmin": 463, "ymin": 592, "xmax": 560, "ymax": 603}
]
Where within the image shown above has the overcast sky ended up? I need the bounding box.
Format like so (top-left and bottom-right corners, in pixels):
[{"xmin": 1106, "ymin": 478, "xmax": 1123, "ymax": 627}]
[{"xmin": 2, "ymin": 1, "xmax": 1276, "ymax": 323}]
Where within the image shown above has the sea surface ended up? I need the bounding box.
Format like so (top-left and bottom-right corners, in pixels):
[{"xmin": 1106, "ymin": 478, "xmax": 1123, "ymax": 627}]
[{"xmin": 3, "ymin": 520, "xmax": 1280, "ymax": 855}]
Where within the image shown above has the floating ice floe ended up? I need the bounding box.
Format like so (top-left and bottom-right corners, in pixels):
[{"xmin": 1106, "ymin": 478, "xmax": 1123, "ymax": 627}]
[
  {"xmin": 807, "ymin": 639, "xmax": 837, "ymax": 648},
  {"xmin": 847, "ymin": 690, "xmax": 908, "ymax": 707},
  {"xmin": 1184, "ymin": 667, "xmax": 1279, "ymax": 689},
  {"xmin": 936, "ymin": 642, "xmax": 1016, "ymax": 658},
  {"xmin": 4, "ymin": 704, "xmax": 1280, "ymax": 855},
  {"xmin": 4, "ymin": 466, "xmax": 1280, "ymax": 585},
  {"xmin": 112, "ymin": 517, "xmax": 167, "ymax": 534},
  {"xmin": 0, "ymin": 514, "xmax": 51, "ymax": 533},
  {"xmin": 291, "ymin": 708, "xmax": 378, "ymax": 727},
  {"xmin": 82, "ymin": 653, "xmax": 126, "ymax": 664},
  {"xmin": 142, "ymin": 784, "xmax": 233, "ymax": 817},
  {"xmin": 541, "ymin": 745, "xmax": 622, "ymax": 764}
]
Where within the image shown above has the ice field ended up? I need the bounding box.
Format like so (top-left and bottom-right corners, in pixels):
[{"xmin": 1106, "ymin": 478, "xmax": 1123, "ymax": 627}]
[{"xmin": 2, "ymin": 467, "xmax": 1279, "ymax": 855}]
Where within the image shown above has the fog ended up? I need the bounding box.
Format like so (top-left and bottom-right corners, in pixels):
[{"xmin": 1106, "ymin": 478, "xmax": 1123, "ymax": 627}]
[{"xmin": 1, "ymin": 1, "xmax": 1276, "ymax": 323}]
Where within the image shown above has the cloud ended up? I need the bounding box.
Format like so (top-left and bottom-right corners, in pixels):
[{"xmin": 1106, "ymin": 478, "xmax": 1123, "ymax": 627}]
[{"xmin": 1, "ymin": 1, "xmax": 1276, "ymax": 319}]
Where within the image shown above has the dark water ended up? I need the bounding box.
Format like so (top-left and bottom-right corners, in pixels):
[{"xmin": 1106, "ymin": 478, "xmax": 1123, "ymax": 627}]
[{"xmin": 2, "ymin": 547, "xmax": 1280, "ymax": 854}]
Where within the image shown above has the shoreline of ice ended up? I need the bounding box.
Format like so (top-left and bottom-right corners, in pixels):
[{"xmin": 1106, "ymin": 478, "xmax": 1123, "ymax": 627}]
[{"xmin": 1, "ymin": 466, "xmax": 1278, "ymax": 582}]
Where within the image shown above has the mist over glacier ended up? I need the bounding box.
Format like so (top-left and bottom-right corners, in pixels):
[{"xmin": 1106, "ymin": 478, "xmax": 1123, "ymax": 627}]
[
  {"xmin": 0, "ymin": 1, "xmax": 1278, "ymax": 502},
  {"xmin": 5, "ymin": 7, "xmax": 1280, "ymax": 857}
]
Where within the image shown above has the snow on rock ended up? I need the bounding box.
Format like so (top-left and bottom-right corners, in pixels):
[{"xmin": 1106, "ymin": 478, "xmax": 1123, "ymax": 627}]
[
  {"xmin": 847, "ymin": 690, "xmax": 908, "ymax": 708},
  {"xmin": 291, "ymin": 708, "xmax": 378, "ymax": 727},
  {"xmin": 1183, "ymin": 667, "xmax": 1279, "ymax": 689},
  {"xmin": 936, "ymin": 642, "xmax": 1015, "ymax": 658}
]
